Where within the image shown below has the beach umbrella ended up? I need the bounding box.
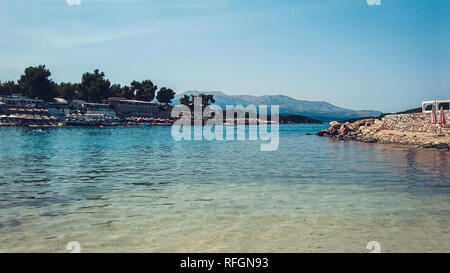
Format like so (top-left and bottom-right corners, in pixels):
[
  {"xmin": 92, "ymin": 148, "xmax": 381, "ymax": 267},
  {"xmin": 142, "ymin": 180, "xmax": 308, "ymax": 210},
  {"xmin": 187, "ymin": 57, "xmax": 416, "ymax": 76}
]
[
  {"xmin": 430, "ymin": 105, "xmax": 437, "ymax": 124},
  {"xmin": 438, "ymin": 106, "xmax": 447, "ymax": 125}
]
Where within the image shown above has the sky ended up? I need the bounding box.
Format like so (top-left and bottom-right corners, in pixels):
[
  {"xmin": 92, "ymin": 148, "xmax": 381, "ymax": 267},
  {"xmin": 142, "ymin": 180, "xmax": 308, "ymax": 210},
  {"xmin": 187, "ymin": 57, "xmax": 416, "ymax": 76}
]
[{"xmin": 0, "ymin": 0, "xmax": 449, "ymax": 112}]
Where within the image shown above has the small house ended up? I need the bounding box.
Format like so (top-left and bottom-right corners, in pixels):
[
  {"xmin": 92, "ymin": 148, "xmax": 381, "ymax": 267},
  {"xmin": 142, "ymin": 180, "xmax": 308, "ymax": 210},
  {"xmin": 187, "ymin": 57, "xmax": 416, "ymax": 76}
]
[{"xmin": 422, "ymin": 100, "xmax": 450, "ymax": 113}]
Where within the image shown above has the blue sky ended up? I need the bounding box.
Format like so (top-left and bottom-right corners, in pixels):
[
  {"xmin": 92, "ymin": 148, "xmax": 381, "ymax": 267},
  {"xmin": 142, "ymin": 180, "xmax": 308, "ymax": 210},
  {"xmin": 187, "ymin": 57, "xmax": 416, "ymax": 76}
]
[{"xmin": 0, "ymin": 0, "xmax": 448, "ymax": 112}]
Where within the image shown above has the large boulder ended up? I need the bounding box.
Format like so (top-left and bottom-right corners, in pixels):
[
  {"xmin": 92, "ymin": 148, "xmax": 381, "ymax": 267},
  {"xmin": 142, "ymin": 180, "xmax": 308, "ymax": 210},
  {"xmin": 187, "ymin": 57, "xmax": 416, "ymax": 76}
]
[
  {"xmin": 329, "ymin": 121, "xmax": 342, "ymax": 129},
  {"xmin": 328, "ymin": 121, "xmax": 342, "ymax": 136},
  {"xmin": 353, "ymin": 118, "xmax": 375, "ymax": 129},
  {"xmin": 338, "ymin": 123, "xmax": 352, "ymax": 136}
]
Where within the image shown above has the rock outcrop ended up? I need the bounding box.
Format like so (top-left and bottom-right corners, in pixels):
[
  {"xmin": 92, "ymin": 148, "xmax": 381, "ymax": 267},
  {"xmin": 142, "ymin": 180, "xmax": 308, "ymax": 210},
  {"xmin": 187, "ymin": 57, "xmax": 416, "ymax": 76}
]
[{"xmin": 317, "ymin": 113, "xmax": 450, "ymax": 150}]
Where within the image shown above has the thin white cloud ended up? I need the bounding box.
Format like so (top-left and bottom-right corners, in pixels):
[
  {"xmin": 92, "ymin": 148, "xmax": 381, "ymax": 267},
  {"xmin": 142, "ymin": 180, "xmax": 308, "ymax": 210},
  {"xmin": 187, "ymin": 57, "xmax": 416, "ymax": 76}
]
[
  {"xmin": 65, "ymin": 0, "xmax": 228, "ymax": 9},
  {"xmin": 366, "ymin": 0, "xmax": 382, "ymax": 6},
  {"xmin": 66, "ymin": 0, "xmax": 142, "ymax": 5},
  {"xmin": 66, "ymin": 0, "xmax": 81, "ymax": 6},
  {"xmin": 33, "ymin": 27, "xmax": 157, "ymax": 49}
]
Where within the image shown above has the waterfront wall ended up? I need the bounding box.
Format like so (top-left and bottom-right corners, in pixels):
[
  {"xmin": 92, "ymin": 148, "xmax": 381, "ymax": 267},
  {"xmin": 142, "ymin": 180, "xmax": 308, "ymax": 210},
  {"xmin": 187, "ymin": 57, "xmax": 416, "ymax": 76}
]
[{"xmin": 377, "ymin": 112, "xmax": 450, "ymax": 135}]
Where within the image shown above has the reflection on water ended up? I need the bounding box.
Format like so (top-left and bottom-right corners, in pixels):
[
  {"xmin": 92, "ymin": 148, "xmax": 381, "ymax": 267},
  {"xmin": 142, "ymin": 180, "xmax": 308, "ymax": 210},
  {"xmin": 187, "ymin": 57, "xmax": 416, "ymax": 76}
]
[
  {"xmin": 344, "ymin": 141, "xmax": 450, "ymax": 189},
  {"xmin": 0, "ymin": 125, "xmax": 449, "ymax": 252}
]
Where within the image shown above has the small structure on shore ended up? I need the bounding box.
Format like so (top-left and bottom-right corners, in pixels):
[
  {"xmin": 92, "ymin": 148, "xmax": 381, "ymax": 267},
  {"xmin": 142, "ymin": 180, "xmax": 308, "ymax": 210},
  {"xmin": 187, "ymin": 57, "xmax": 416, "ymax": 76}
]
[
  {"xmin": 107, "ymin": 97, "xmax": 170, "ymax": 118},
  {"xmin": 0, "ymin": 95, "xmax": 58, "ymax": 126},
  {"xmin": 70, "ymin": 100, "xmax": 116, "ymax": 117},
  {"xmin": 0, "ymin": 94, "xmax": 44, "ymax": 107},
  {"xmin": 47, "ymin": 98, "xmax": 68, "ymax": 120},
  {"xmin": 422, "ymin": 100, "xmax": 450, "ymax": 113}
]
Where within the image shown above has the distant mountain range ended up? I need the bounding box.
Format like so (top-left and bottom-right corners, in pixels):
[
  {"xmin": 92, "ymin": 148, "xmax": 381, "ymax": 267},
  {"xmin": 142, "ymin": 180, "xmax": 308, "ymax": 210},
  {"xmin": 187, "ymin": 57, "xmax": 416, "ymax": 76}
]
[{"xmin": 174, "ymin": 91, "xmax": 382, "ymax": 122}]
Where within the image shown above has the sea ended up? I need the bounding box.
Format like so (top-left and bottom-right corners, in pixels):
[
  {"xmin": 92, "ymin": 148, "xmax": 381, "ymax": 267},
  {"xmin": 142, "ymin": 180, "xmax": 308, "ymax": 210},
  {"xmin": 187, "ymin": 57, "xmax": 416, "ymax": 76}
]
[{"xmin": 0, "ymin": 125, "xmax": 449, "ymax": 252}]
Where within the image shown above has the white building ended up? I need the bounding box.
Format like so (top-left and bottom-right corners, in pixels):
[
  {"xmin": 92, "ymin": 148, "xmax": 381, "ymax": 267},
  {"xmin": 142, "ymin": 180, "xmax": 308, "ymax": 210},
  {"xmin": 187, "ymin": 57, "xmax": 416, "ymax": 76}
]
[
  {"xmin": 69, "ymin": 100, "xmax": 116, "ymax": 117},
  {"xmin": 47, "ymin": 98, "xmax": 68, "ymax": 119},
  {"xmin": 422, "ymin": 100, "xmax": 450, "ymax": 113},
  {"xmin": 0, "ymin": 95, "xmax": 44, "ymax": 107}
]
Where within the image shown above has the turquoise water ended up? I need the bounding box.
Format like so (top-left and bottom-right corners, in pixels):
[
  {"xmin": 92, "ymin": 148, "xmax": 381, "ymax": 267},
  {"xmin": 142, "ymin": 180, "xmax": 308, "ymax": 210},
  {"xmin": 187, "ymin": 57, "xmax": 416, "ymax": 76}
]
[{"xmin": 0, "ymin": 125, "xmax": 449, "ymax": 252}]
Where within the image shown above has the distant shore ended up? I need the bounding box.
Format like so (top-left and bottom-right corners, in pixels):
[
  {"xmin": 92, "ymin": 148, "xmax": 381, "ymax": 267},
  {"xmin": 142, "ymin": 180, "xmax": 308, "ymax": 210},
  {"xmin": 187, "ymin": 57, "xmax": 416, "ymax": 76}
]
[
  {"xmin": 0, "ymin": 117, "xmax": 175, "ymax": 127},
  {"xmin": 0, "ymin": 113, "xmax": 324, "ymax": 127}
]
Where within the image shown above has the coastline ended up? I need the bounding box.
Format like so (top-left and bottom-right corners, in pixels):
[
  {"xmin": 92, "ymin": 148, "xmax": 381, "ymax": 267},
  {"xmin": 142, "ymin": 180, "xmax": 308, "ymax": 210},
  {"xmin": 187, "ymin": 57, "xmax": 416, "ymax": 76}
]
[
  {"xmin": 0, "ymin": 114, "xmax": 323, "ymax": 127},
  {"xmin": 317, "ymin": 113, "xmax": 450, "ymax": 151}
]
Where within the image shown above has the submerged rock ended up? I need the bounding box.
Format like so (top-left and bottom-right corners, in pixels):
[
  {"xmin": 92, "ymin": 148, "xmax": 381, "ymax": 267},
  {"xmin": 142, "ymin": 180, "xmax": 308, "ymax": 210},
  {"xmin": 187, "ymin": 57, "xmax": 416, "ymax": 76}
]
[
  {"xmin": 316, "ymin": 130, "xmax": 330, "ymax": 136},
  {"xmin": 8, "ymin": 220, "xmax": 21, "ymax": 227},
  {"xmin": 40, "ymin": 212, "xmax": 59, "ymax": 217}
]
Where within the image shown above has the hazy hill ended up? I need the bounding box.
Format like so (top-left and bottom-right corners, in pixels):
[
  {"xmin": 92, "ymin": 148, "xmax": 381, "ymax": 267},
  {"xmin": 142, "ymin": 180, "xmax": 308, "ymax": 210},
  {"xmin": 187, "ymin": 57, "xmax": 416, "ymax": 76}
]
[{"xmin": 174, "ymin": 91, "xmax": 382, "ymax": 122}]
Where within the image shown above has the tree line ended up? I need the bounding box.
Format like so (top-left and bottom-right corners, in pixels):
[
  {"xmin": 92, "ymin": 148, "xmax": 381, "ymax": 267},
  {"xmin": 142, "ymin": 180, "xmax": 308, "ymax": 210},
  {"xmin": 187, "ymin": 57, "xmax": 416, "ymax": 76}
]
[{"xmin": 0, "ymin": 65, "xmax": 176, "ymax": 104}]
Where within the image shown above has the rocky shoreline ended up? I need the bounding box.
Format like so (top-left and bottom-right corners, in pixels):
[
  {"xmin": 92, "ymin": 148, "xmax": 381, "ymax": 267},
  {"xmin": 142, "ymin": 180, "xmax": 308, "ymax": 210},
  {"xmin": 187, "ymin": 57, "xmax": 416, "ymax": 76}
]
[{"xmin": 317, "ymin": 113, "xmax": 450, "ymax": 151}]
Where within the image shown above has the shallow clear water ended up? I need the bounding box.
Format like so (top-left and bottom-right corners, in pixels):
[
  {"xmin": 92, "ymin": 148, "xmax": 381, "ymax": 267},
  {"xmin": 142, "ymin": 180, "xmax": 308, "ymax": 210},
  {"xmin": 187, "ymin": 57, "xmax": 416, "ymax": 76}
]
[{"xmin": 0, "ymin": 125, "xmax": 449, "ymax": 252}]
